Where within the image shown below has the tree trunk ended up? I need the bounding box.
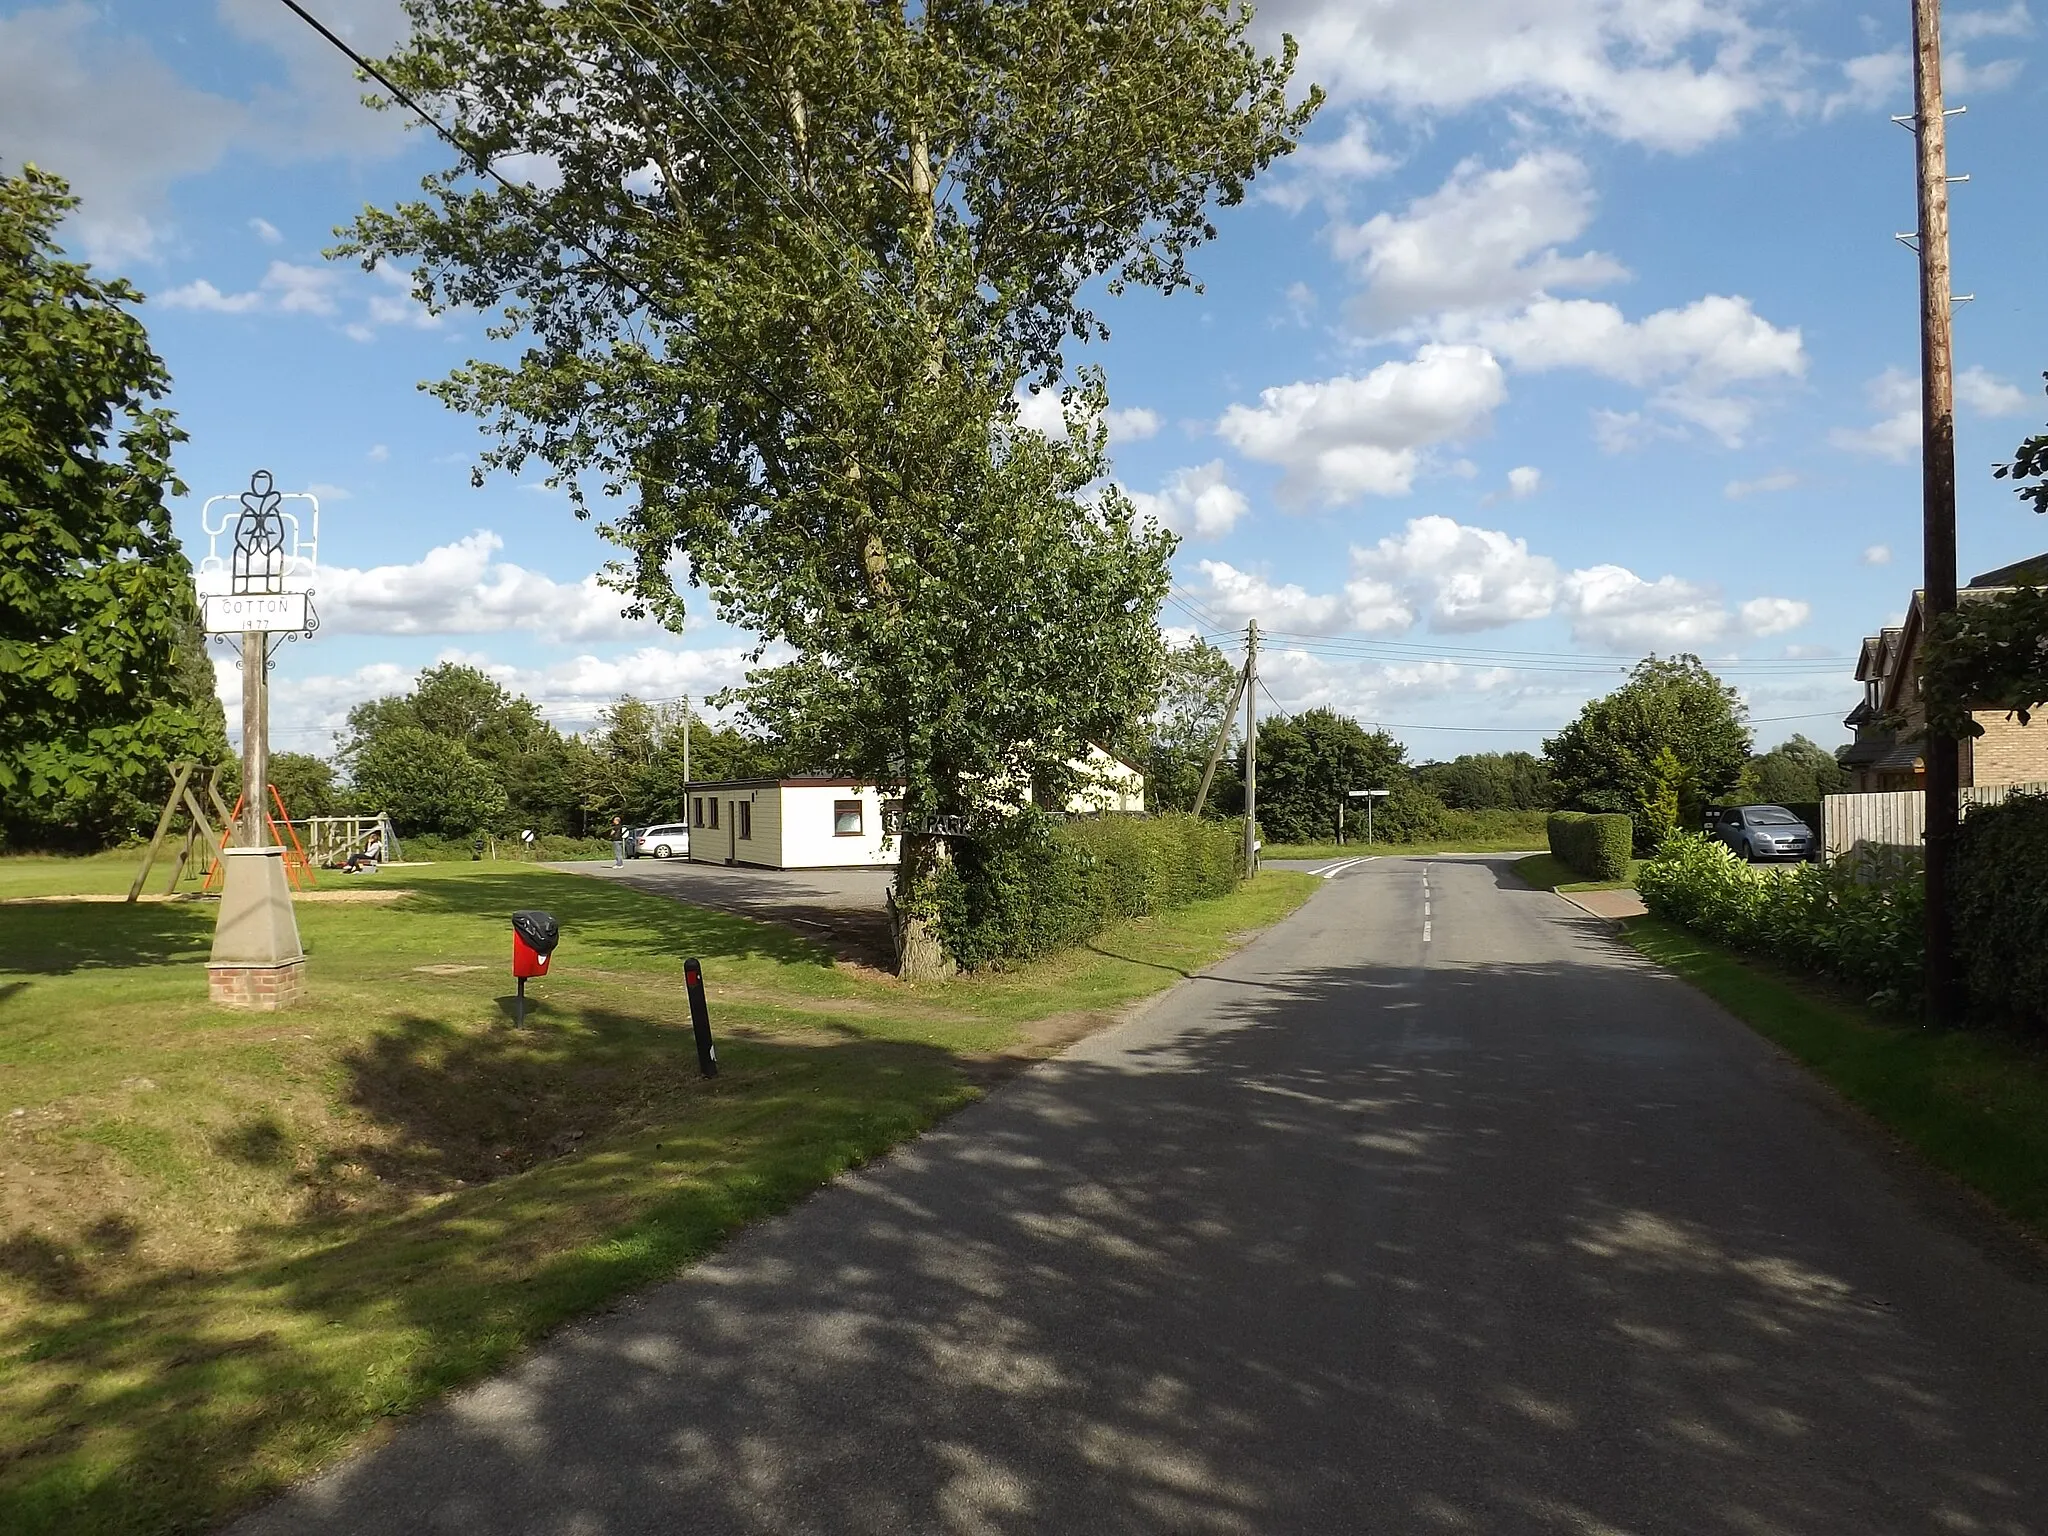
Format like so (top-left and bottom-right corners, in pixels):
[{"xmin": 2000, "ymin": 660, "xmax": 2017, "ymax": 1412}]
[{"xmin": 891, "ymin": 830, "xmax": 952, "ymax": 980}]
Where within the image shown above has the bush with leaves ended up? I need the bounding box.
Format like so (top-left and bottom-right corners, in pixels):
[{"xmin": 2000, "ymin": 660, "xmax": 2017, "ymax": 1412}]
[
  {"xmin": 1951, "ymin": 792, "xmax": 2048, "ymax": 1034},
  {"xmin": 1639, "ymin": 832, "xmax": 1925, "ymax": 1010},
  {"xmin": 1546, "ymin": 812, "xmax": 1633, "ymax": 880},
  {"xmin": 350, "ymin": 726, "xmax": 509, "ymax": 837},
  {"xmin": 936, "ymin": 812, "xmax": 1241, "ymax": 970}
]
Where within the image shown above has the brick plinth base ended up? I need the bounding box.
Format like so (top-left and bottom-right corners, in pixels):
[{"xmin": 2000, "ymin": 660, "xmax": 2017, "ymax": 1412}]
[{"xmin": 209, "ymin": 960, "xmax": 306, "ymax": 1011}]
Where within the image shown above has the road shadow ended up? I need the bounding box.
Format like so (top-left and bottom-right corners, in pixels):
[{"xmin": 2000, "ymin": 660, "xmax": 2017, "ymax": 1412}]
[{"xmin": 224, "ymin": 932, "xmax": 2048, "ymax": 1536}]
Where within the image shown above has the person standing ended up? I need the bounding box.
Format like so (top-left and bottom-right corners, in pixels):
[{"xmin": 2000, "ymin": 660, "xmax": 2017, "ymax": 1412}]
[{"xmin": 610, "ymin": 816, "xmax": 626, "ymax": 867}]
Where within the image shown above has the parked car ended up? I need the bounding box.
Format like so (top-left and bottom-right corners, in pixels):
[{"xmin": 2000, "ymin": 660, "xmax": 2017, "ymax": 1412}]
[
  {"xmin": 1710, "ymin": 804, "xmax": 1816, "ymax": 863},
  {"xmin": 631, "ymin": 822, "xmax": 691, "ymax": 859}
]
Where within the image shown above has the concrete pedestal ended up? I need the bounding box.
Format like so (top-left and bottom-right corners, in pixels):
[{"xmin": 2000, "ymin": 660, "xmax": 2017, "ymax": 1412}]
[{"xmin": 208, "ymin": 845, "xmax": 305, "ymax": 1010}]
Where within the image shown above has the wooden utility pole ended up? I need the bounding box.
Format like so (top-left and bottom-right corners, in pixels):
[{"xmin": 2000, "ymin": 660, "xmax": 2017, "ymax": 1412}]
[
  {"xmin": 241, "ymin": 632, "xmax": 270, "ymax": 846},
  {"xmin": 1190, "ymin": 662, "xmax": 1250, "ymax": 819},
  {"xmin": 1911, "ymin": 0, "xmax": 1962, "ymax": 1025},
  {"xmin": 1243, "ymin": 619, "xmax": 1259, "ymax": 875}
]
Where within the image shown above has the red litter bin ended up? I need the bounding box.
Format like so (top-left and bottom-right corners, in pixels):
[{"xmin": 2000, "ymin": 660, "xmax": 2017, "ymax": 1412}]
[{"xmin": 511, "ymin": 910, "xmax": 559, "ymax": 1024}]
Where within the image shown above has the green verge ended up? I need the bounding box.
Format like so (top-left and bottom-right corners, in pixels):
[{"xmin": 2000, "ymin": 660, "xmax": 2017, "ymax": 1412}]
[
  {"xmin": 1511, "ymin": 852, "xmax": 1644, "ymax": 894},
  {"xmin": 0, "ymin": 861, "xmax": 1316, "ymax": 1536},
  {"xmin": 1622, "ymin": 916, "xmax": 2048, "ymax": 1241}
]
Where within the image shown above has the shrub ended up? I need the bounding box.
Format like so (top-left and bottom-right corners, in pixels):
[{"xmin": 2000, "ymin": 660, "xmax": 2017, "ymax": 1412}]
[
  {"xmin": 936, "ymin": 812, "xmax": 1242, "ymax": 970},
  {"xmin": 1953, "ymin": 792, "xmax": 2048, "ymax": 1034},
  {"xmin": 1546, "ymin": 811, "xmax": 1634, "ymax": 881},
  {"xmin": 1639, "ymin": 831, "xmax": 1924, "ymax": 1009}
]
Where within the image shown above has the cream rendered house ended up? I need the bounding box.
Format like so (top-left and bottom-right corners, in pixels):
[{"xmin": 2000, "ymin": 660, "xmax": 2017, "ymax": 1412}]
[{"xmin": 684, "ymin": 746, "xmax": 1146, "ymax": 870}]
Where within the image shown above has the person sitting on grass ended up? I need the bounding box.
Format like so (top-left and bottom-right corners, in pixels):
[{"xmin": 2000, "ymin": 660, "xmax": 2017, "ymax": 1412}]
[{"xmin": 343, "ymin": 832, "xmax": 384, "ymax": 873}]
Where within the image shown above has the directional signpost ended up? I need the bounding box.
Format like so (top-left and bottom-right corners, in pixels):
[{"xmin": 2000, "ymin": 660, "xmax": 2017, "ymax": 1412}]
[
  {"xmin": 198, "ymin": 471, "xmax": 321, "ymax": 1010},
  {"xmin": 1345, "ymin": 788, "xmax": 1391, "ymax": 846}
]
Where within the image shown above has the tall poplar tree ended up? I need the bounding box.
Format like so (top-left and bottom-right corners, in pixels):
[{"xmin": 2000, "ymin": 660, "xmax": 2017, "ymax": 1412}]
[{"xmin": 340, "ymin": 0, "xmax": 1316, "ymax": 974}]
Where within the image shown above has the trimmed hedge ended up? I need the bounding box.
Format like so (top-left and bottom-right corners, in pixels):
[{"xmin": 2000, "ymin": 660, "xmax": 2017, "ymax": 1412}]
[
  {"xmin": 1639, "ymin": 831, "xmax": 1924, "ymax": 1009},
  {"xmin": 936, "ymin": 812, "xmax": 1243, "ymax": 971},
  {"xmin": 1546, "ymin": 811, "xmax": 1634, "ymax": 881},
  {"xmin": 1953, "ymin": 792, "xmax": 2048, "ymax": 1034}
]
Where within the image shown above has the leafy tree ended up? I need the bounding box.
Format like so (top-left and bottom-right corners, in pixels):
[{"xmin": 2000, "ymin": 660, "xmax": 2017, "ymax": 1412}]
[
  {"xmin": 351, "ymin": 726, "xmax": 508, "ymax": 835},
  {"xmin": 1142, "ymin": 637, "xmax": 1241, "ymax": 812},
  {"xmin": 1741, "ymin": 734, "xmax": 1849, "ymax": 804},
  {"xmin": 1247, "ymin": 709, "xmax": 1414, "ymax": 845},
  {"xmin": 341, "ymin": 0, "xmax": 1316, "ymax": 975},
  {"xmin": 1545, "ymin": 656, "xmax": 1750, "ymax": 852},
  {"xmin": 1414, "ymin": 751, "xmax": 1551, "ymax": 811},
  {"xmin": 266, "ymin": 752, "xmax": 340, "ymax": 819},
  {"xmin": 0, "ymin": 167, "xmax": 228, "ymax": 849},
  {"xmin": 340, "ymin": 662, "xmax": 580, "ymax": 831},
  {"xmin": 1922, "ymin": 586, "xmax": 2048, "ymax": 741}
]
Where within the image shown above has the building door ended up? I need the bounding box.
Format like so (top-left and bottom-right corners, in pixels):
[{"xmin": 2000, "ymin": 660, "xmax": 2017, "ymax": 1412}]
[{"xmin": 727, "ymin": 801, "xmax": 737, "ymax": 865}]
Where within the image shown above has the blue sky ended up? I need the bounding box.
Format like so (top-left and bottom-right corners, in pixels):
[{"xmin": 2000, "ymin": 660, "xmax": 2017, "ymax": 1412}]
[{"xmin": 6, "ymin": 0, "xmax": 2047, "ymax": 762}]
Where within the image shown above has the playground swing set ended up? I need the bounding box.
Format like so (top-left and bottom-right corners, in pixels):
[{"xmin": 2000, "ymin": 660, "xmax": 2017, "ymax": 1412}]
[{"xmin": 127, "ymin": 759, "xmax": 400, "ymax": 902}]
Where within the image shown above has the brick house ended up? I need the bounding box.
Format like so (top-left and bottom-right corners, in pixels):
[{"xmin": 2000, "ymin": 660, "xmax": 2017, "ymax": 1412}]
[{"xmin": 1840, "ymin": 553, "xmax": 2048, "ymax": 791}]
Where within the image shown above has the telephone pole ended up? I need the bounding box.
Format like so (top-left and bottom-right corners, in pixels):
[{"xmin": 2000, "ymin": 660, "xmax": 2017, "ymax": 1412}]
[
  {"xmin": 1911, "ymin": 0, "xmax": 1962, "ymax": 1025},
  {"xmin": 240, "ymin": 632, "xmax": 270, "ymax": 844},
  {"xmin": 1243, "ymin": 619, "xmax": 1259, "ymax": 876}
]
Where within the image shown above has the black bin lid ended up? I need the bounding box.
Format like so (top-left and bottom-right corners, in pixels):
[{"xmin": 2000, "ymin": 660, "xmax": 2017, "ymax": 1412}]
[{"xmin": 511, "ymin": 909, "xmax": 560, "ymax": 954}]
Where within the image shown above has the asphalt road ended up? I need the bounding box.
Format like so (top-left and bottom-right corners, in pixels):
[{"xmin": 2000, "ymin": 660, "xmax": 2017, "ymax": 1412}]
[{"xmin": 235, "ymin": 855, "xmax": 2048, "ymax": 1535}]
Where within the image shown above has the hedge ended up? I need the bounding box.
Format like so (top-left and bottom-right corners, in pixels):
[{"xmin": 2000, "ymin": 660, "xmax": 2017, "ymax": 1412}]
[
  {"xmin": 1546, "ymin": 811, "xmax": 1634, "ymax": 881},
  {"xmin": 936, "ymin": 812, "xmax": 1243, "ymax": 970},
  {"xmin": 1638, "ymin": 831, "xmax": 1924, "ymax": 1010},
  {"xmin": 1953, "ymin": 792, "xmax": 2048, "ymax": 1034}
]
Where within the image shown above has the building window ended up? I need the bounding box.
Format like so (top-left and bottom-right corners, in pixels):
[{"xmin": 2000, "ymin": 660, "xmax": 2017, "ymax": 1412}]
[
  {"xmin": 708, "ymin": 798, "xmax": 719, "ymax": 829},
  {"xmin": 834, "ymin": 799, "xmax": 864, "ymax": 836},
  {"xmin": 882, "ymin": 799, "xmax": 905, "ymax": 834},
  {"xmin": 738, "ymin": 801, "xmax": 752, "ymax": 840},
  {"xmin": 691, "ymin": 797, "xmax": 703, "ymax": 827}
]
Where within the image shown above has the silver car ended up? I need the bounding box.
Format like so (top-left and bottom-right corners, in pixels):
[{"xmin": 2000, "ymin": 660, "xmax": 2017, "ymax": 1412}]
[
  {"xmin": 1711, "ymin": 805, "xmax": 1816, "ymax": 863},
  {"xmin": 630, "ymin": 822, "xmax": 691, "ymax": 859}
]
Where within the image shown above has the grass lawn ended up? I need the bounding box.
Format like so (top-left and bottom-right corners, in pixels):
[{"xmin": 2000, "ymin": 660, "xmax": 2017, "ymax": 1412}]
[
  {"xmin": 0, "ymin": 860, "xmax": 1317, "ymax": 1535},
  {"xmin": 1510, "ymin": 852, "xmax": 1645, "ymax": 893},
  {"xmin": 1623, "ymin": 917, "xmax": 2048, "ymax": 1242}
]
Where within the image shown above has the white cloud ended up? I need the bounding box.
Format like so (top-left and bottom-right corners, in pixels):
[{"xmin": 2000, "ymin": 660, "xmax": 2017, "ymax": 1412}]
[
  {"xmin": 1823, "ymin": 51, "xmax": 1909, "ymax": 116},
  {"xmin": 1833, "ymin": 366, "xmax": 2033, "ymax": 461},
  {"xmin": 305, "ymin": 483, "xmax": 352, "ymax": 503},
  {"xmin": 1216, "ymin": 346, "xmax": 1507, "ymax": 504},
  {"xmin": 1189, "ymin": 514, "xmax": 1810, "ymax": 651},
  {"xmin": 1830, "ymin": 367, "xmax": 1921, "ymax": 461},
  {"xmin": 1563, "ymin": 565, "xmax": 1809, "ymax": 649},
  {"xmin": 1126, "ymin": 462, "xmax": 1251, "ymax": 540},
  {"xmin": 1012, "ymin": 388, "xmax": 1159, "ymax": 443},
  {"xmin": 1506, "ymin": 466, "xmax": 1542, "ymax": 499},
  {"xmin": 0, "ymin": 4, "xmax": 244, "ymax": 262},
  {"xmin": 1945, "ymin": 51, "xmax": 2027, "ymax": 91},
  {"xmin": 367, "ymin": 444, "xmax": 389, "ymax": 463},
  {"xmin": 1468, "ymin": 294, "xmax": 1805, "ymax": 445},
  {"xmin": 160, "ymin": 260, "xmax": 342, "ymax": 317},
  {"xmin": 1354, "ymin": 517, "xmax": 1558, "ymax": 632},
  {"xmin": 1950, "ymin": 3, "xmax": 2033, "ymax": 41},
  {"xmin": 1863, "ymin": 544, "xmax": 1893, "ymax": 566},
  {"xmin": 1261, "ymin": 114, "xmax": 1397, "ymax": 213},
  {"xmin": 1254, "ymin": 0, "xmax": 1791, "ymax": 152},
  {"xmin": 1336, "ymin": 152, "xmax": 1628, "ymax": 331},
  {"xmin": 1194, "ymin": 560, "xmax": 1351, "ymax": 633},
  {"xmin": 1725, "ymin": 470, "xmax": 1798, "ymax": 498},
  {"xmin": 1280, "ymin": 281, "xmax": 1319, "ymax": 328},
  {"xmin": 249, "ymin": 217, "xmax": 283, "ymax": 245},
  {"xmin": 198, "ymin": 531, "xmax": 657, "ymax": 642},
  {"xmin": 1956, "ymin": 366, "xmax": 2031, "ymax": 416}
]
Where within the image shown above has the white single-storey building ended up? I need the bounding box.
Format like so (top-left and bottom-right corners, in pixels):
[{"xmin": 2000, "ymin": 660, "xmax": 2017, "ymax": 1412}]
[
  {"xmin": 684, "ymin": 779, "xmax": 901, "ymax": 870},
  {"xmin": 685, "ymin": 748, "xmax": 1146, "ymax": 870}
]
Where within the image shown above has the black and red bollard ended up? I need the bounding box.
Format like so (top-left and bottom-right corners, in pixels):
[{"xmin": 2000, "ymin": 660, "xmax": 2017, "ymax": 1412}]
[
  {"xmin": 683, "ymin": 957, "xmax": 718, "ymax": 1077},
  {"xmin": 511, "ymin": 909, "xmax": 560, "ymax": 1026}
]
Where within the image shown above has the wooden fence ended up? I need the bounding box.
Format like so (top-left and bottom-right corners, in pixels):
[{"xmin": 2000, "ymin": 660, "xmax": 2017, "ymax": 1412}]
[{"xmin": 1823, "ymin": 781, "xmax": 2048, "ymax": 860}]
